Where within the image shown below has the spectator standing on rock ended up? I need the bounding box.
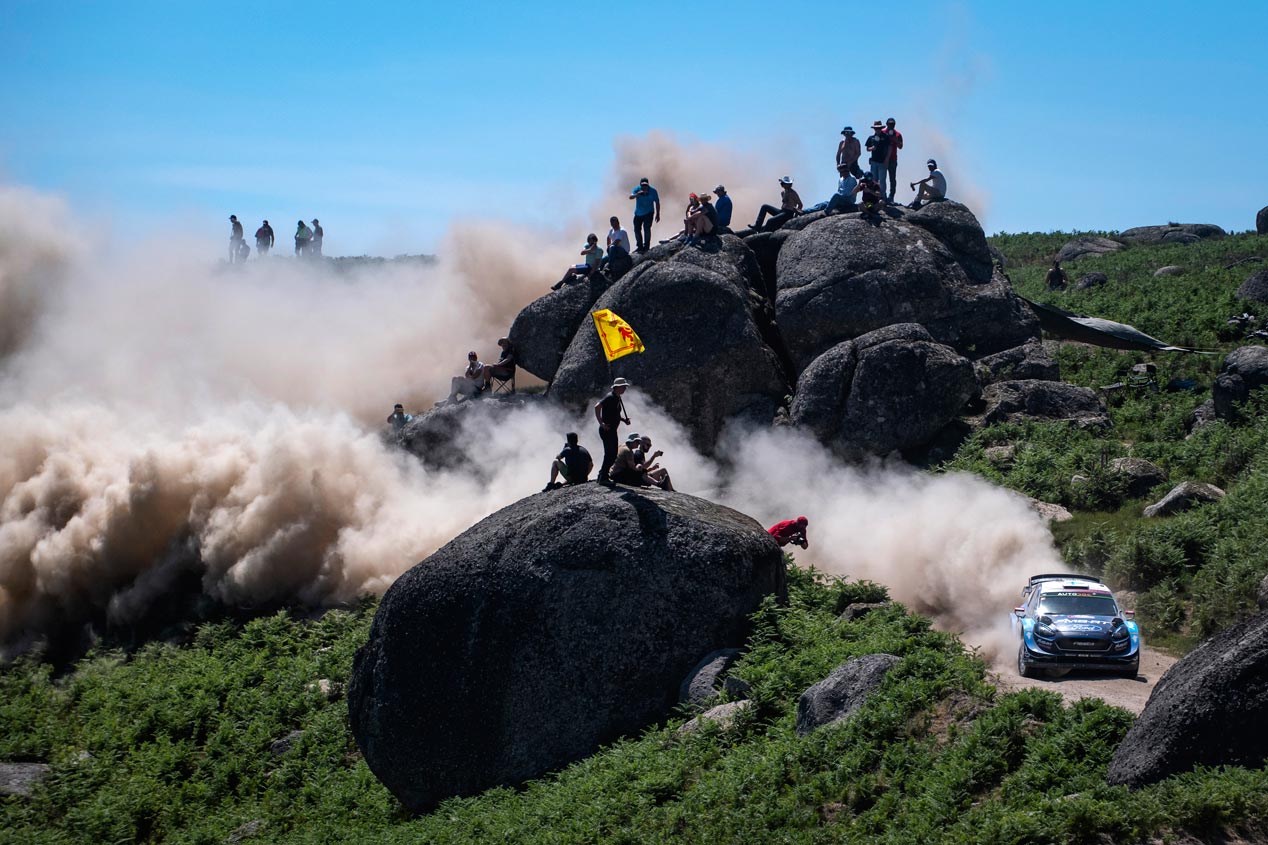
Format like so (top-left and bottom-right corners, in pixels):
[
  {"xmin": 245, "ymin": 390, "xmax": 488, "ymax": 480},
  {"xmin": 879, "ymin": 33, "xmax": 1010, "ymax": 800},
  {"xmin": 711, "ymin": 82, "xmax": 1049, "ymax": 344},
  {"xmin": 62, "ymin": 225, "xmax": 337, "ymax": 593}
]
[
  {"xmin": 768, "ymin": 516, "xmax": 809, "ymax": 548},
  {"xmin": 1045, "ymin": 260, "xmax": 1068, "ymax": 291},
  {"xmin": 837, "ymin": 126, "xmax": 863, "ymax": 177},
  {"xmin": 447, "ymin": 350, "xmax": 484, "ymax": 402},
  {"xmin": 552, "ymin": 234, "xmax": 603, "ymax": 290},
  {"xmin": 229, "ymin": 215, "xmax": 245, "ymax": 262},
  {"xmin": 310, "ymin": 219, "xmax": 324, "ymax": 257},
  {"xmin": 628, "ymin": 178, "xmax": 661, "ymax": 252},
  {"xmin": 865, "ymin": 121, "xmax": 893, "ymax": 198},
  {"xmin": 908, "ymin": 159, "xmax": 947, "ymax": 209},
  {"xmin": 255, "ymin": 220, "xmax": 274, "ymax": 256},
  {"xmin": 884, "ymin": 118, "xmax": 903, "ymax": 202},
  {"xmin": 479, "ymin": 337, "xmax": 517, "ymax": 392},
  {"xmin": 543, "ymin": 432, "xmax": 593, "ymax": 491},
  {"xmin": 594, "ymin": 377, "xmax": 631, "ymax": 485},
  {"xmin": 386, "ymin": 403, "xmax": 413, "ymax": 432},
  {"xmin": 751, "ymin": 176, "xmax": 803, "ymax": 232},
  {"xmin": 713, "ymin": 185, "xmax": 733, "ymax": 229},
  {"xmin": 294, "ymin": 220, "xmax": 313, "ymax": 256}
]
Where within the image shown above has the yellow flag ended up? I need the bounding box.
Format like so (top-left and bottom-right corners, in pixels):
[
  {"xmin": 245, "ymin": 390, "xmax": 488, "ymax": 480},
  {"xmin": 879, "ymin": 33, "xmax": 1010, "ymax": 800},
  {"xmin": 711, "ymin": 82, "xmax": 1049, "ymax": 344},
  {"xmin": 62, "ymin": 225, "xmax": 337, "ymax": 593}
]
[{"xmin": 591, "ymin": 309, "xmax": 645, "ymax": 362}]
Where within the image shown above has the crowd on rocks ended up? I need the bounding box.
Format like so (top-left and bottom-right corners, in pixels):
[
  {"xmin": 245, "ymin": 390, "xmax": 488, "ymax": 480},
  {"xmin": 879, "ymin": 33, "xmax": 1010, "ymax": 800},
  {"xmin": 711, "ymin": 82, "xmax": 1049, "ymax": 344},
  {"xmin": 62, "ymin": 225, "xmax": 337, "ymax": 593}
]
[{"xmin": 226, "ymin": 215, "xmax": 325, "ymax": 262}]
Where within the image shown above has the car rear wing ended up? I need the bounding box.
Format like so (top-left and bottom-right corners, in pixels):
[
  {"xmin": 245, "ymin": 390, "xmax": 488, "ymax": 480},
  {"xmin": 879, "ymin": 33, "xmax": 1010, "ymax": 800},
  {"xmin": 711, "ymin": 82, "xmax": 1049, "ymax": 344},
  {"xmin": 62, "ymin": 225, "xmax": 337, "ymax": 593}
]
[{"xmin": 1021, "ymin": 572, "xmax": 1098, "ymax": 598}]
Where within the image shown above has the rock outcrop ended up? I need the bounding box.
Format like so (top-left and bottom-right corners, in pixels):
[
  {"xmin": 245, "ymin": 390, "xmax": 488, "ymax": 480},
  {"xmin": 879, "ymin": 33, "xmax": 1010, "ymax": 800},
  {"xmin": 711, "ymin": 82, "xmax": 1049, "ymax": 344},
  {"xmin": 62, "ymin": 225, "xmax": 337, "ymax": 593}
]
[
  {"xmin": 1142, "ymin": 481, "xmax": 1225, "ymax": 518},
  {"xmin": 348, "ymin": 484, "xmax": 786, "ymax": 812},
  {"xmin": 1056, "ymin": 236, "xmax": 1124, "ymax": 263},
  {"xmin": 1235, "ymin": 268, "xmax": 1268, "ymax": 305},
  {"xmin": 1212, "ymin": 345, "xmax": 1268, "ymax": 419},
  {"xmin": 550, "ymin": 237, "xmax": 788, "ymax": 451},
  {"xmin": 789, "ymin": 324, "xmax": 976, "ymax": 459},
  {"xmin": 976, "ymin": 380, "xmax": 1111, "ymax": 429},
  {"xmin": 397, "ymin": 394, "xmax": 547, "ymax": 471},
  {"xmin": 1075, "ymin": 271, "xmax": 1109, "ymax": 290},
  {"xmin": 1258, "ymin": 206, "xmax": 1268, "ymax": 236},
  {"xmin": 973, "ymin": 340, "xmax": 1059, "ymax": 385},
  {"xmin": 1119, "ymin": 223, "xmax": 1227, "ymax": 245},
  {"xmin": 0, "ymin": 762, "xmax": 50, "ymax": 797},
  {"xmin": 1110, "ymin": 457, "xmax": 1167, "ymax": 499},
  {"xmin": 1107, "ymin": 608, "xmax": 1268, "ymax": 788},
  {"xmin": 795, "ymin": 654, "xmax": 900, "ymax": 736},
  {"xmin": 509, "ymin": 273, "xmax": 615, "ymax": 381},
  {"xmin": 905, "ymin": 200, "xmax": 994, "ymax": 283},
  {"xmin": 775, "ymin": 214, "xmax": 1037, "ymax": 369},
  {"xmin": 679, "ymin": 648, "xmax": 744, "ymax": 708}
]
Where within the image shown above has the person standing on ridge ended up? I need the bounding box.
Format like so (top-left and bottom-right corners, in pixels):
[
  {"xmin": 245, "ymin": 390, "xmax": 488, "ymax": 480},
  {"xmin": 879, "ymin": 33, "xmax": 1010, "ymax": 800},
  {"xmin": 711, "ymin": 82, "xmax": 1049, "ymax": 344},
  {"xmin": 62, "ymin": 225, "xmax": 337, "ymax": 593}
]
[
  {"xmin": 229, "ymin": 215, "xmax": 244, "ymax": 263},
  {"xmin": 768, "ymin": 516, "xmax": 809, "ymax": 549},
  {"xmin": 310, "ymin": 219, "xmax": 324, "ymax": 257},
  {"xmin": 594, "ymin": 377, "xmax": 631, "ymax": 485},
  {"xmin": 294, "ymin": 220, "xmax": 312, "ymax": 256},
  {"xmin": 884, "ymin": 118, "xmax": 903, "ymax": 202},
  {"xmin": 836, "ymin": 126, "xmax": 862, "ymax": 178},
  {"xmin": 628, "ymin": 178, "xmax": 661, "ymax": 253},
  {"xmin": 1045, "ymin": 260, "xmax": 1068, "ymax": 291},
  {"xmin": 713, "ymin": 185, "xmax": 733, "ymax": 229},
  {"xmin": 865, "ymin": 121, "xmax": 892, "ymax": 199},
  {"xmin": 255, "ymin": 220, "xmax": 274, "ymax": 257}
]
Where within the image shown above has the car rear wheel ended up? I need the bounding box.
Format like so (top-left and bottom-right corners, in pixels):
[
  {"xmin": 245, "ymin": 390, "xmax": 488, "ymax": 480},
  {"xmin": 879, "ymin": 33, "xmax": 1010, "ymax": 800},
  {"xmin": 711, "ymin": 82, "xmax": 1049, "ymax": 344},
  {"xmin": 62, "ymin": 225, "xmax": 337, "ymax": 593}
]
[{"xmin": 1017, "ymin": 642, "xmax": 1038, "ymax": 679}]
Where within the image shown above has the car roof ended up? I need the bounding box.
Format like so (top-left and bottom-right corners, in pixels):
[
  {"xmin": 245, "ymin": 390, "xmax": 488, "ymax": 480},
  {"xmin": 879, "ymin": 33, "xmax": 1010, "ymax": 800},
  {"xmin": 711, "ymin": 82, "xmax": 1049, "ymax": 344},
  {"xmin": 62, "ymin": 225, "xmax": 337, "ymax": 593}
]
[{"xmin": 1035, "ymin": 577, "xmax": 1113, "ymax": 595}]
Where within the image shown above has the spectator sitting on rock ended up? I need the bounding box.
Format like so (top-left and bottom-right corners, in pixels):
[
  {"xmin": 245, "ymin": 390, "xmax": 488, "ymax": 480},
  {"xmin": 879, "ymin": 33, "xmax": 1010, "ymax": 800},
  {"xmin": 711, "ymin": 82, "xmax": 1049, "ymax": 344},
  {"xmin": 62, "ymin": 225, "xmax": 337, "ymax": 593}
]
[
  {"xmin": 1045, "ymin": 260, "xmax": 1068, "ymax": 291},
  {"xmin": 713, "ymin": 185, "xmax": 733, "ymax": 229},
  {"xmin": 802, "ymin": 173, "xmax": 860, "ymax": 215},
  {"xmin": 386, "ymin": 403, "xmax": 413, "ymax": 432},
  {"xmin": 860, "ymin": 173, "xmax": 885, "ymax": 220},
  {"xmin": 635, "ymin": 435, "xmax": 674, "ymax": 491},
  {"xmin": 768, "ymin": 516, "xmax": 809, "ymax": 548},
  {"xmin": 479, "ymin": 337, "xmax": 516, "ymax": 392},
  {"xmin": 682, "ymin": 192, "xmax": 718, "ymax": 246},
  {"xmin": 611, "ymin": 433, "xmax": 672, "ymax": 491},
  {"xmin": 837, "ymin": 126, "xmax": 863, "ymax": 178},
  {"xmin": 595, "ymin": 377, "xmax": 631, "ymax": 485},
  {"xmin": 751, "ymin": 176, "xmax": 802, "ymax": 232},
  {"xmin": 543, "ymin": 432, "xmax": 593, "ymax": 491},
  {"xmin": 447, "ymin": 350, "xmax": 484, "ymax": 402},
  {"xmin": 552, "ymin": 234, "xmax": 604, "ymax": 290},
  {"xmin": 606, "ymin": 216, "xmax": 631, "ymax": 257},
  {"xmin": 908, "ymin": 159, "xmax": 947, "ymax": 209},
  {"xmin": 662, "ymin": 194, "xmax": 699, "ymax": 244}
]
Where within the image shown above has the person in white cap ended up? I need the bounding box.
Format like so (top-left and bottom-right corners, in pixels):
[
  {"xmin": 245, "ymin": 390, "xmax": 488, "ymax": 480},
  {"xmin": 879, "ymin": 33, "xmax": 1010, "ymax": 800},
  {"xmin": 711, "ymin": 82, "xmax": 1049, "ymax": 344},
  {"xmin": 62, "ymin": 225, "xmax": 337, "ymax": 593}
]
[
  {"xmin": 908, "ymin": 159, "xmax": 947, "ymax": 209},
  {"xmin": 751, "ymin": 176, "xmax": 802, "ymax": 232},
  {"xmin": 594, "ymin": 377, "xmax": 631, "ymax": 485}
]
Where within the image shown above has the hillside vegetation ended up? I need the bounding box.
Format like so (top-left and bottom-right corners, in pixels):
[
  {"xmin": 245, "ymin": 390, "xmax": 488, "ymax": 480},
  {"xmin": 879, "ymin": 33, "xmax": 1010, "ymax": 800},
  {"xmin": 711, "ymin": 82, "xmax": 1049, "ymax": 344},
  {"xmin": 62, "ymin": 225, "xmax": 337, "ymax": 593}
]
[{"xmin": 5, "ymin": 228, "xmax": 1268, "ymax": 843}]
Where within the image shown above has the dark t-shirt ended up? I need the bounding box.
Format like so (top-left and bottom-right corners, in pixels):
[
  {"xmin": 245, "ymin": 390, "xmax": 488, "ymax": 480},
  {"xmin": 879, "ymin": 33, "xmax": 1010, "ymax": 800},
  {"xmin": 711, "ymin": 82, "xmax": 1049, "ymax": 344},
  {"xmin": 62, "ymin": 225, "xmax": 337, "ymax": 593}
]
[
  {"xmin": 702, "ymin": 203, "xmax": 718, "ymax": 228},
  {"xmin": 231, "ymin": 221, "xmax": 244, "ymax": 239},
  {"xmin": 493, "ymin": 347, "xmax": 517, "ymax": 372},
  {"xmin": 558, "ymin": 444, "xmax": 592, "ymax": 480},
  {"xmin": 867, "ymin": 132, "xmax": 891, "ymax": 164},
  {"xmin": 598, "ymin": 392, "xmax": 624, "ymax": 426}
]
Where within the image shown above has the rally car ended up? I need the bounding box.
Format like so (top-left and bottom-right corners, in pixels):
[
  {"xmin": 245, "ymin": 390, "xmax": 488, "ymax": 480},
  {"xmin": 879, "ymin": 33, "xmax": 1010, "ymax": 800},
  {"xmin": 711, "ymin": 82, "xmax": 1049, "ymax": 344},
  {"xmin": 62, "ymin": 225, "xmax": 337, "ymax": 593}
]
[{"xmin": 1011, "ymin": 573, "xmax": 1140, "ymax": 679}]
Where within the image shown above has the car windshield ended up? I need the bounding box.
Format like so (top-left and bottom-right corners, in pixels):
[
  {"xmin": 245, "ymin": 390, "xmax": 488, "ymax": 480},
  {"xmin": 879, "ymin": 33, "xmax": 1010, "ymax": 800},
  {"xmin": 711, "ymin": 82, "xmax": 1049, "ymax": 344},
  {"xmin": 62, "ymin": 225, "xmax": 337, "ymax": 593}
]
[{"xmin": 1038, "ymin": 593, "xmax": 1118, "ymax": 617}]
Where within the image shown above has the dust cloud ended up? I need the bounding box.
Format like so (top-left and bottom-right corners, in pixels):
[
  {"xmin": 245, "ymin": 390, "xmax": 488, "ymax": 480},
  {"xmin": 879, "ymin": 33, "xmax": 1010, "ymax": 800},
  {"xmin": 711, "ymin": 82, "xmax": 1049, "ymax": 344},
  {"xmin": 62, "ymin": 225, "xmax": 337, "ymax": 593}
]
[{"xmin": 0, "ymin": 134, "xmax": 1052, "ymax": 653}]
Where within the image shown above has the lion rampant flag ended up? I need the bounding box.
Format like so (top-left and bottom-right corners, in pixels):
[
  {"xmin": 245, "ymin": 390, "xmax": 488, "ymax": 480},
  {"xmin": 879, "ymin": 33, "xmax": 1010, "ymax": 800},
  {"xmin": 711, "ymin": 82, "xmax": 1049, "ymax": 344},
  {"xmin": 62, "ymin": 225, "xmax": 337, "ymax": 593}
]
[{"xmin": 591, "ymin": 309, "xmax": 645, "ymax": 362}]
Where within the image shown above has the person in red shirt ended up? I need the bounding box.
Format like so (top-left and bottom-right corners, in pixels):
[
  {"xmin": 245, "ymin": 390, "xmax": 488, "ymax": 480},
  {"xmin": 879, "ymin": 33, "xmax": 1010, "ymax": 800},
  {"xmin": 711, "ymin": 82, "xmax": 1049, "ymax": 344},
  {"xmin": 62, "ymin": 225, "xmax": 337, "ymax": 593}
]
[
  {"xmin": 768, "ymin": 516, "xmax": 809, "ymax": 549},
  {"xmin": 884, "ymin": 117, "xmax": 903, "ymax": 203}
]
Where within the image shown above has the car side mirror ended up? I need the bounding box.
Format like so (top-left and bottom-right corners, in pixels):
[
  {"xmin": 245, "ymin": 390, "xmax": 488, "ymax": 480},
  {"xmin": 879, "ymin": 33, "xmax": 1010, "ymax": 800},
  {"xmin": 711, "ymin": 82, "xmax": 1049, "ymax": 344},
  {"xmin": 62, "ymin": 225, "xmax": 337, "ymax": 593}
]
[{"xmin": 1013, "ymin": 607, "xmax": 1025, "ymax": 618}]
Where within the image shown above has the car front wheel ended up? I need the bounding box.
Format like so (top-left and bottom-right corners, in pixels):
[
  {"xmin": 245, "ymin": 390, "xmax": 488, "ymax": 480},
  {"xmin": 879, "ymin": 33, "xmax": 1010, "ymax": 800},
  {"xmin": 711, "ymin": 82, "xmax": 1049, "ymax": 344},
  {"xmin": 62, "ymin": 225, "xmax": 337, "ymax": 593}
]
[{"xmin": 1017, "ymin": 642, "xmax": 1038, "ymax": 679}]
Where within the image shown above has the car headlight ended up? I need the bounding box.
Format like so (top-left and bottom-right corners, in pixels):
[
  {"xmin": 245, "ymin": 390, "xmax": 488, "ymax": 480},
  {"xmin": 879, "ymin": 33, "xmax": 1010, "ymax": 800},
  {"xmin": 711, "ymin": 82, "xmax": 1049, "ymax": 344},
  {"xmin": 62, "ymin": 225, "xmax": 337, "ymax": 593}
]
[
  {"xmin": 1034, "ymin": 624, "xmax": 1057, "ymax": 640},
  {"xmin": 1110, "ymin": 626, "xmax": 1129, "ymax": 641}
]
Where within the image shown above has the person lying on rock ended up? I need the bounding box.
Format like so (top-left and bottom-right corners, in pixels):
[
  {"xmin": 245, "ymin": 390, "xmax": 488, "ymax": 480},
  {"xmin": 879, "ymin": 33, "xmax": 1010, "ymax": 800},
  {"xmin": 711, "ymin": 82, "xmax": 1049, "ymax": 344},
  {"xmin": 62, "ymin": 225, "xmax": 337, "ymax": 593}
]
[
  {"xmin": 611, "ymin": 433, "xmax": 673, "ymax": 491},
  {"xmin": 447, "ymin": 351, "xmax": 484, "ymax": 402},
  {"xmin": 751, "ymin": 176, "xmax": 802, "ymax": 232},
  {"xmin": 768, "ymin": 516, "xmax": 809, "ymax": 549},
  {"xmin": 908, "ymin": 158, "xmax": 946, "ymax": 209},
  {"xmin": 802, "ymin": 173, "xmax": 860, "ymax": 215},
  {"xmin": 634, "ymin": 435, "xmax": 674, "ymax": 491},
  {"xmin": 552, "ymin": 234, "xmax": 604, "ymax": 290},
  {"xmin": 386, "ymin": 403, "xmax": 413, "ymax": 432},
  {"xmin": 478, "ymin": 338, "xmax": 516, "ymax": 392},
  {"xmin": 681, "ymin": 192, "xmax": 718, "ymax": 246},
  {"xmin": 543, "ymin": 432, "xmax": 593, "ymax": 491}
]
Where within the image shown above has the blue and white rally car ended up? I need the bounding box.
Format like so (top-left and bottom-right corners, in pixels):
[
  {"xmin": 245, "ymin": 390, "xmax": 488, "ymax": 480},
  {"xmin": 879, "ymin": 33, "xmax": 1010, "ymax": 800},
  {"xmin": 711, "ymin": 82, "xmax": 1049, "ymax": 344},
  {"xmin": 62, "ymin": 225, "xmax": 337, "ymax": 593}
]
[{"xmin": 1012, "ymin": 573, "xmax": 1141, "ymax": 679}]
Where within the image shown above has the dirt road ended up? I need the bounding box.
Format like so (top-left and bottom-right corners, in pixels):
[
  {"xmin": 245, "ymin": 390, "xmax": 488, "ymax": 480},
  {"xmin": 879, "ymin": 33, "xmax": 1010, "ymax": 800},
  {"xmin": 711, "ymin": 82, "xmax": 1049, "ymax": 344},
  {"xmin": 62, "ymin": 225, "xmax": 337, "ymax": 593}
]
[{"xmin": 990, "ymin": 646, "xmax": 1176, "ymax": 715}]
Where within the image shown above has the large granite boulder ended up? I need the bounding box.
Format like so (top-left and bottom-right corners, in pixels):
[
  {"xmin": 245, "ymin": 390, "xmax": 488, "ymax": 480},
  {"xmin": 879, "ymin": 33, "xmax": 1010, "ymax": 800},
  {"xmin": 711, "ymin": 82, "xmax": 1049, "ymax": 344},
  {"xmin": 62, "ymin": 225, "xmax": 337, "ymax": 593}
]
[
  {"xmin": 973, "ymin": 340, "xmax": 1060, "ymax": 385},
  {"xmin": 1235, "ymin": 268, "xmax": 1268, "ymax": 305},
  {"xmin": 509, "ymin": 273, "xmax": 615, "ymax": 381},
  {"xmin": 1142, "ymin": 481, "xmax": 1225, "ymax": 518},
  {"xmin": 348, "ymin": 484, "xmax": 786, "ymax": 812},
  {"xmin": 1075, "ymin": 271, "xmax": 1109, "ymax": 290},
  {"xmin": 906, "ymin": 200, "xmax": 994, "ymax": 283},
  {"xmin": 1258, "ymin": 206, "xmax": 1268, "ymax": 236},
  {"xmin": 789, "ymin": 324, "xmax": 976, "ymax": 459},
  {"xmin": 1107, "ymin": 608, "xmax": 1268, "ymax": 788},
  {"xmin": 1119, "ymin": 223, "xmax": 1227, "ymax": 245},
  {"xmin": 977, "ymin": 380, "xmax": 1111, "ymax": 429},
  {"xmin": 795, "ymin": 654, "xmax": 900, "ymax": 736},
  {"xmin": 397, "ymin": 394, "xmax": 548, "ymax": 471},
  {"xmin": 551, "ymin": 238, "xmax": 789, "ymax": 451},
  {"xmin": 775, "ymin": 214, "xmax": 1038, "ymax": 370},
  {"xmin": 1212, "ymin": 345, "xmax": 1268, "ymax": 419},
  {"xmin": 1056, "ymin": 236, "xmax": 1124, "ymax": 263}
]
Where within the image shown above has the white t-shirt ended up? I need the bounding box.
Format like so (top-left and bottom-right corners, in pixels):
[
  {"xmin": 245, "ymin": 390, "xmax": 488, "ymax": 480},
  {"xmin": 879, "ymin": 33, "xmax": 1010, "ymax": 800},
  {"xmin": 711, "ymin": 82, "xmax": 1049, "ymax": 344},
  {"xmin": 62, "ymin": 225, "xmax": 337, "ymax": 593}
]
[
  {"xmin": 608, "ymin": 227, "xmax": 631, "ymax": 254},
  {"xmin": 929, "ymin": 169, "xmax": 947, "ymax": 197}
]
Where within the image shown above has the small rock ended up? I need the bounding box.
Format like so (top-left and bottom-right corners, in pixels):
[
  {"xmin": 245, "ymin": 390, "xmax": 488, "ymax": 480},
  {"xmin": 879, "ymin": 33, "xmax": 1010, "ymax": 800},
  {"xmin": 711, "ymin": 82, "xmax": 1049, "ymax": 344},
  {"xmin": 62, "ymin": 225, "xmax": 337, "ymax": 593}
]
[
  {"xmin": 308, "ymin": 679, "xmax": 343, "ymax": 700},
  {"xmin": 677, "ymin": 700, "xmax": 754, "ymax": 735},
  {"xmin": 0, "ymin": 762, "xmax": 51, "ymax": 797},
  {"xmin": 269, "ymin": 730, "xmax": 304, "ymax": 757},
  {"xmin": 1075, "ymin": 272, "xmax": 1108, "ymax": 290},
  {"xmin": 839, "ymin": 602, "xmax": 890, "ymax": 622},
  {"xmin": 1153, "ymin": 265, "xmax": 1185, "ymax": 277},
  {"xmin": 679, "ymin": 649, "xmax": 742, "ymax": 708},
  {"xmin": 1255, "ymin": 206, "xmax": 1267, "ymax": 235},
  {"xmin": 1071, "ymin": 474, "xmax": 1089, "ymax": 487},
  {"xmin": 1143, "ymin": 482, "xmax": 1226, "ymax": 518},
  {"xmin": 226, "ymin": 819, "xmax": 265, "ymax": 843},
  {"xmin": 1110, "ymin": 457, "xmax": 1168, "ymax": 499},
  {"xmin": 1028, "ymin": 498, "xmax": 1073, "ymax": 523},
  {"xmin": 1055, "ymin": 236, "xmax": 1124, "ymax": 263},
  {"xmin": 984, "ymin": 445, "xmax": 1016, "ymax": 465},
  {"xmin": 796, "ymin": 654, "xmax": 900, "ymax": 736},
  {"xmin": 1236, "ymin": 269, "xmax": 1268, "ymax": 305},
  {"xmin": 1188, "ymin": 399, "xmax": 1217, "ymax": 433}
]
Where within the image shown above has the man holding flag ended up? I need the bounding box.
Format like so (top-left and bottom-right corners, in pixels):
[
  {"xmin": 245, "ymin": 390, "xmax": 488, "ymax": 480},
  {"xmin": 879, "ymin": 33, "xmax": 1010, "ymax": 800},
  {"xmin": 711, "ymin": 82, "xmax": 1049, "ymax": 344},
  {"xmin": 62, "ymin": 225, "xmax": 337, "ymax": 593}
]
[{"xmin": 595, "ymin": 378, "xmax": 631, "ymax": 486}]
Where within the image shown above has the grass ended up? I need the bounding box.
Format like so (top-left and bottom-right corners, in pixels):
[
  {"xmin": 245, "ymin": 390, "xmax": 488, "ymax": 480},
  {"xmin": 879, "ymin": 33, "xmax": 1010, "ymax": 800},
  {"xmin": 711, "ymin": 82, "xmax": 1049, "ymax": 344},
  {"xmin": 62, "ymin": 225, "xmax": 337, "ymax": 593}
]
[{"xmin": 5, "ymin": 566, "xmax": 1268, "ymax": 844}]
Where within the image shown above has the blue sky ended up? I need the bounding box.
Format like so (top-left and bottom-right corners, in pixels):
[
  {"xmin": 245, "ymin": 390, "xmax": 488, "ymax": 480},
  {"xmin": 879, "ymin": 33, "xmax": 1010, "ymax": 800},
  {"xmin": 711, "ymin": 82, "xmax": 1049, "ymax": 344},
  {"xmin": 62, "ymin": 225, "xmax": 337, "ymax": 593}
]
[{"xmin": 3, "ymin": 0, "xmax": 1266, "ymax": 254}]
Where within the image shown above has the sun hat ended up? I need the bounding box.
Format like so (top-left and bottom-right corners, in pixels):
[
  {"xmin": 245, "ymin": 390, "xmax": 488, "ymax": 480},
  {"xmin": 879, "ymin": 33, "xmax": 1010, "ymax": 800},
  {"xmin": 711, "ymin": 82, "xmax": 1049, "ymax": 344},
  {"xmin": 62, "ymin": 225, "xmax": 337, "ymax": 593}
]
[
  {"xmin": 626, "ymin": 432, "xmax": 640, "ymax": 442},
  {"xmin": 698, "ymin": 192, "xmax": 712, "ymax": 202},
  {"xmin": 612, "ymin": 377, "xmax": 631, "ymax": 388},
  {"xmin": 779, "ymin": 176, "xmax": 793, "ymax": 185},
  {"xmin": 871, "ymin": 120, "xmax": 884, "ymax": 129},
  {"xmin": 841, "ymin": 126, "xmax": 854, "ymax": 134},
  {"xmin": 714, "ymin": 184, "xmax": 726, "ymax": 193}
]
